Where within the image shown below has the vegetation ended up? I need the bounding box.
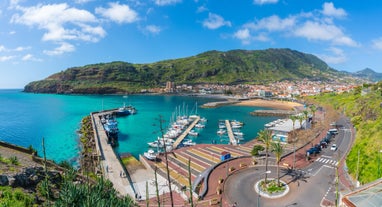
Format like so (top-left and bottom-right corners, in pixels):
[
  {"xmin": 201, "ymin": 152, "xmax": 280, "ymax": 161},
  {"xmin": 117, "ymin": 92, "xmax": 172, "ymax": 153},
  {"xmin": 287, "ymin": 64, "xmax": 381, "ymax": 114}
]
[
  {"xmin": 251, "ymin": 145, "xmax": 265, "ymax": 156},
  {"xmin": 24, "ymin": 49, "xmax": 342, "ymax": 94},
  {"xmin": 271, "ymin": 142, "xmax": 284, "ymax": 187},
  {"xmin": 55, "ymin": 171, "xmax": 137, "ymax": 207},
  {"xmin": 260, "ymin": 180, "xmax": 286, "ymax": 194},
  {"xmin": 0, "ymin": 186, "xmax": 35, "ymax": 207},
  {"xmin": 257, "ymin": 129, "xmax": 272, "ymax": 183},
  {"xmin": 306, "ymin": 82, "xmax": 382, "ymax": 184}
]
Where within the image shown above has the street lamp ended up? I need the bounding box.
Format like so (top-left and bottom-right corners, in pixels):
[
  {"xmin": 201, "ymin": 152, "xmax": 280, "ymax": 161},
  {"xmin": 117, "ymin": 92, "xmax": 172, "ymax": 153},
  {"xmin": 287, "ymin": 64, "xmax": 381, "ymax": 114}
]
[
  {"xmin": 378, "ymin": 150, "xmax": 382, "ymax": 178},
  {"xmin": 257, "ymin": 170, "xmax": 271, "ymax": 207}
]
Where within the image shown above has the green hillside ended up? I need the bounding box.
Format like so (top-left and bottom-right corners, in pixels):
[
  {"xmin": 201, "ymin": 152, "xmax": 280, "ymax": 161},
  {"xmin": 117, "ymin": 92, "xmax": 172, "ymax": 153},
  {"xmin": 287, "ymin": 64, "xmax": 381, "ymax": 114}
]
[
  {"xmin": 24, "ymin": 48, "xmax": 339, "ymax": 94},
  {"xmin": 307, "ymin": 83, "xmax": 382, "ymax": 184}
]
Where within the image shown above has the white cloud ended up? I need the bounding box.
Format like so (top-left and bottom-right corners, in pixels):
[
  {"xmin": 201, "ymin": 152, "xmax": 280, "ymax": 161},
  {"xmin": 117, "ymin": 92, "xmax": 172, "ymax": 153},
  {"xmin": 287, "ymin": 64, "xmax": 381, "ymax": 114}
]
[
  {"xmin": 253, "ymin": 0, "xmax": 278, "ymax": 5},
  {"xmin": 11, "ymin": 3, "xmax": 105, "ymax": 43},
  {"xmin": 197, "ymin": 5, "xmax": 208, "ymax": 13},
  {"xmin": 0, "ymin": 45, "xmax": 6, "ymax": 52},
  {"xmin": 43, "ymin": 42, "xmax": 75, "ymax": 56},
  {"xmin": 234, "ymin": 28, "xmax": 251, "ymax": 44},
  {"xmin": 96, "ymin": 2, "xmax": 138, "ymax": 24},
  {"xmin": 294, "ymin": 21, "xmax": 357, "ymax": 47},
  {"xmin": 145, "ymin": 25, "xmax": 161, "ymax": 34},
  {"xmin": 245, "ymin": 15, "xmax": 296, "ymax": 31},
  {"xmin": 202, "ymin": 13, "xmax": 231, "ymax": 30},
  {"xmin": 75, "ymin": 0, "xmax": 93, "ymax": 4},
  {"xmin": 13, "ymin": 46, "xmax": 30, "ymax": 52},
  {"xmin": 322, "ymin": 2, "xmax": 347, "ymax": 18},
  {"xmin": 318, "ymin": 47, "xmax": 347, "ymax": 64},
  {"xmin": 9, "ymin": 31, "xmax": 16, "ymax": 35},
  {"xmin": 22, "ymin": 54, "xmax": 42, "ymax": 62},
  {"xmin": 154, "ymin": 0, "xmax": 182, "ymax": 6},
  {"xmin": 0, "ymin": 56, "xmax": 15, "ymax": 62},
  {"xmin": 372, "ymin": 37, "xmax": 382, "ymax": 50}
]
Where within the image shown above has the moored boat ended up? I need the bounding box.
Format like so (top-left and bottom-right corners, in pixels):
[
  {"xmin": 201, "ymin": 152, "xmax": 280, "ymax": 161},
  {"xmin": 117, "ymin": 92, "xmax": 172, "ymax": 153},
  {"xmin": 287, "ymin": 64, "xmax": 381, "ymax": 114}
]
[{"xmin": 144, "ymin": 149, "xmax": 157, "ymax": 161}]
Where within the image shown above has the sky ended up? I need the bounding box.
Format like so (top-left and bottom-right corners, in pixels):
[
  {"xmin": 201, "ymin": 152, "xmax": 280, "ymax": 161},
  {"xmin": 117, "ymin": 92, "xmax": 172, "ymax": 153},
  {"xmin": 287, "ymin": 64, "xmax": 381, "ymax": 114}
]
[{"xmin": 1, "ymin": 0, "xmax": 382, "ymax": 88}]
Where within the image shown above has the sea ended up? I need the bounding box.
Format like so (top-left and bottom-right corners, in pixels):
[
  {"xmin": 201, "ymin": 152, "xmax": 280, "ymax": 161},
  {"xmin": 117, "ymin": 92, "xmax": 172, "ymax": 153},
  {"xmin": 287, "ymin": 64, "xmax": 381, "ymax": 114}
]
[{"xmin": 0, "ymin": 89, "xmax": 281, "ymax": 166}]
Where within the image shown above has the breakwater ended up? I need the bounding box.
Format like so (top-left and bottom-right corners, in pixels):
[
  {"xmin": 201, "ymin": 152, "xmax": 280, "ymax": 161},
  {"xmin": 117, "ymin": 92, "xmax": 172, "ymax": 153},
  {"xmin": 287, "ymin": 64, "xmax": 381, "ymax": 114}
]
[
  {"xmin": 200, "ymin": 100, "xmax": 239, "ymax": 108},
  {"xmin": 250, "ymin": 109, "xmax": 296, "ymax": 117}
]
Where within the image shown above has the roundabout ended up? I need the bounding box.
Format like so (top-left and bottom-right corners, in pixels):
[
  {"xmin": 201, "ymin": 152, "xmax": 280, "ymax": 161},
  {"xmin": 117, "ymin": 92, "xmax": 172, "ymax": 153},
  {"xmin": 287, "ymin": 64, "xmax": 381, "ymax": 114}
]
[
  {"xmin": 254, "ymin": 178, "xmax": 290, "ymax": 199},
  {"xmin": 223, "ymin": 166, "xmax": 317, "ymax": 207}
]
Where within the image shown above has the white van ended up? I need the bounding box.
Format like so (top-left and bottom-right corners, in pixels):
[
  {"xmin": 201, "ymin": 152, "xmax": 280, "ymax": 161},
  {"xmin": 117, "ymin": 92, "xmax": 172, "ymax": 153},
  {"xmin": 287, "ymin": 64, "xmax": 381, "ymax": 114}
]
[{"xmin": 329, "ymin": 128, "xmax": 338, "ymax": 135}]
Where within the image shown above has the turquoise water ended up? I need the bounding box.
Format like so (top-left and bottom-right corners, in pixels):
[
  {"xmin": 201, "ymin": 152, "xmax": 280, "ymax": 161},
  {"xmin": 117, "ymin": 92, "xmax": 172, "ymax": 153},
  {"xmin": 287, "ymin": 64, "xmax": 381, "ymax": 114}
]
[{"xmin": 0, "ymin": 89, "xmax": 280, "ymax": 165}]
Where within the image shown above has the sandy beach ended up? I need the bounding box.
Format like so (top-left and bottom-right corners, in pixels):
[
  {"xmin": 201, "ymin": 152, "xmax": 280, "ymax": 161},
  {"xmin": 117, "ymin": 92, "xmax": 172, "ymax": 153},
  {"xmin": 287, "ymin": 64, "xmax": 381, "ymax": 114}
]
[{"xmin": 234, "ymin": 99, "xmax": 303, "ymax": 110}]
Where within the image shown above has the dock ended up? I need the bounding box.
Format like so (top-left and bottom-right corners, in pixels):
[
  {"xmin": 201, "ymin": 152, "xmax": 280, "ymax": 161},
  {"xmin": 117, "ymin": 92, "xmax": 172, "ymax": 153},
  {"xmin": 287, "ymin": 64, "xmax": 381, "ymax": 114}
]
[
  {"xmin": 225, "ymin": 120, "xmax": 237, "ymax": 145},
  {"xmin": 172, "ymin": 116, "xmax": 200, "ymax": 149},
  {"xmin": 91, "ymin": 109, "xmax": 135, "ymax": 197}
]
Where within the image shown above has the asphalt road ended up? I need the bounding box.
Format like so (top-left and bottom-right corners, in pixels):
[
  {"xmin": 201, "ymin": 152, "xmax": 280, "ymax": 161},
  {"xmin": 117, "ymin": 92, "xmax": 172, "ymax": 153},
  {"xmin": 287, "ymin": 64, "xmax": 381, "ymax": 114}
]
[{"xmin": 224, "ymin": 116, "xmax": 354, "ymax": 207}]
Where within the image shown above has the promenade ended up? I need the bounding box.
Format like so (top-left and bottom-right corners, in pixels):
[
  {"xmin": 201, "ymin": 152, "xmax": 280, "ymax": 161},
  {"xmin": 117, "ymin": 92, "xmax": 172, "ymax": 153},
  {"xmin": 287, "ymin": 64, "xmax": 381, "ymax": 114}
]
[{"xmin": 91, "ymin": 111, "xmax": 133, "ymax": 196}]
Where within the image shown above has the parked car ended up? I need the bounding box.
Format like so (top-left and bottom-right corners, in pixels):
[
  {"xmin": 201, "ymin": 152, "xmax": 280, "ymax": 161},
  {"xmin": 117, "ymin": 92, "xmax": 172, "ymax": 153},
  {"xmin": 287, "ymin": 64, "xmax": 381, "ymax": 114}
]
[
  {"xmin": 307, "ymin": 147, "xmax": 320, "ymax": 155},
  {"xmin": 330, "ymin": 144, "xmax": 337, "ymax": 151},
  {"xmin": 320, "ymin": 141, "xmax": 328, "ymax": 148}
]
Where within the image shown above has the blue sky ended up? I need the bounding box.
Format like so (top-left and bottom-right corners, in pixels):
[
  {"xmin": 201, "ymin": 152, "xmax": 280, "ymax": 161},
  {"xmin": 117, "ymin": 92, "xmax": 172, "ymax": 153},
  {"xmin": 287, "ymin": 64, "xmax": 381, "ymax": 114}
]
[{"xmin": 1, "ymin": 0, "xmax": 382, "ymax": 88}]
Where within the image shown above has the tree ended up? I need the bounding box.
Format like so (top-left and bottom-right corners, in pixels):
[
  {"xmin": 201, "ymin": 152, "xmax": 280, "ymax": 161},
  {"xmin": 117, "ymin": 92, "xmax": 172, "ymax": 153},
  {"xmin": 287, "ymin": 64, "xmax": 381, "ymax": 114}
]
[
  {"xmin": 257, "ymin": 129, "xmax": 272, "ymax": 183},
  {"xmin": 251, "ymin": 145, "xmax": 265, "ymax": 156},
  {"xmin": 271, "ymin": 141, "xmax": 284, "ymax": 187},
  {"xmin": 297, "ymin": 114, "xmax": 304, "ymax": 130},
  {"xmin": 303, "ymin": 110, "xmax": 309, "ymax": 129},
  {"xmin": 309, "ymin": 105, "xmax": 317, "ymax": 125}
]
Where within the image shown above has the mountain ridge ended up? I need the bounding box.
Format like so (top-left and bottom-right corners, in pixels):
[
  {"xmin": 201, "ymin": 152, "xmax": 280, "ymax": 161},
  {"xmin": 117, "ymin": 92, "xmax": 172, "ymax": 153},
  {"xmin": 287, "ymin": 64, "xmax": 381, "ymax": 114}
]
[{"xmin": 24, "ymin": 48, "xmax": 355, "ymax": 94}]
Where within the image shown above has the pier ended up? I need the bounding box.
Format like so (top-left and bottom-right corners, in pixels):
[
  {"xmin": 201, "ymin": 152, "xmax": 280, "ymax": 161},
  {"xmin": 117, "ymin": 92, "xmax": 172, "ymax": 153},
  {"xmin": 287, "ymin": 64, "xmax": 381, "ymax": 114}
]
[
  {"xmin": 200, "ymin": 100, "xmax": 239, "ymax": 108},
  {"xmin": 225, "ymin": 120, "xmax": 237, "ymax": 145},
  {"xmin": 91, "ymin": 110, "xmax": 135, "ymax": 197},
  {"xmin": 172, "ymin": 116, "xmax": 200, "ymax": 149}
]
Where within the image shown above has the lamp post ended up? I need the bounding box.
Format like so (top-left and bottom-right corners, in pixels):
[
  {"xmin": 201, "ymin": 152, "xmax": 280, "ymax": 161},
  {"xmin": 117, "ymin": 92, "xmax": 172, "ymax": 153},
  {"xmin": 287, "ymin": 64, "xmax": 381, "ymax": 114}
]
[
  {"xmin": 378, "ymin": 150, "xmax": 382, "ymax": 178},
  {"xmin": 257, "ymin": 170, "xmax": 271, "ymax": 207}
]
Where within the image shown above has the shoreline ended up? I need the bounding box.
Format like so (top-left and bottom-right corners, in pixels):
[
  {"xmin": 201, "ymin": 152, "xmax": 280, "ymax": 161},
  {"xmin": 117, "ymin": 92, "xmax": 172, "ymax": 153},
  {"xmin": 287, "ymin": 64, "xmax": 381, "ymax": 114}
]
[{"xmin": 234, "ymin": 99, "xmax": 303, "ymax": 110}]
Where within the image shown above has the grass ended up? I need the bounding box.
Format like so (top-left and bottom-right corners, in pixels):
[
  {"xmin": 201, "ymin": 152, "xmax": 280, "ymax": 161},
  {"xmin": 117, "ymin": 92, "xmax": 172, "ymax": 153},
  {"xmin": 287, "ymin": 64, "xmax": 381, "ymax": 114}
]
[
  {"xmin": 260, "ymin": 180, "xmax": 286, "ymax": 194},
  {"xmin": 305, "ymin": 83, "xmax": 382, "ymax": 184}
]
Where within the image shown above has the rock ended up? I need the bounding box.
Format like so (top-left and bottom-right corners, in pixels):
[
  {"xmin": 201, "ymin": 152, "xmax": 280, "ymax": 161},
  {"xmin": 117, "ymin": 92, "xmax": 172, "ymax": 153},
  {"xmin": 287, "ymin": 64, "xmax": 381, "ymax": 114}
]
[{"xmin": 0, "ymin": 175, "xmax": 9, "ymax": 186}]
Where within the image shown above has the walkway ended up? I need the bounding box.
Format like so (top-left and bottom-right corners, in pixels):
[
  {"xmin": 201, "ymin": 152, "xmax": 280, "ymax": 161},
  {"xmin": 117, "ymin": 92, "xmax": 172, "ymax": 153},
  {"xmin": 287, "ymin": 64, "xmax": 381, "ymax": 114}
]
[
  {"xmin": 225, "ymin": 120, "xmax": 236, "ymax": 145},
  {"xmin": 91, "ymin": 111, "xmax": 133, "ymax": 196},
  {"xmin": 172, "ymin": 116, "xmax": 200, "ymax": 149}
]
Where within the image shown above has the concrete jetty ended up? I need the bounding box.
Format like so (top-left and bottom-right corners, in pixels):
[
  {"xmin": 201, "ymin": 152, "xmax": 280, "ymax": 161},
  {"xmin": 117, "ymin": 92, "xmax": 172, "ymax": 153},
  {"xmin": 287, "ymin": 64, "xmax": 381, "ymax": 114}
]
[
  {"xmin": 225, "ymin": 120, "xmax": 237, "ymax": 145},
  {"xmin": 172, "ymin": 116, "xmax": 200, "ymax": 149},
  {"xmin": 200, "ymin": 100, "xmax": 239, "ymax": 108},
  {"xmin": 91, "ymin": 110, "xmax": 134, "ymax": 197}
]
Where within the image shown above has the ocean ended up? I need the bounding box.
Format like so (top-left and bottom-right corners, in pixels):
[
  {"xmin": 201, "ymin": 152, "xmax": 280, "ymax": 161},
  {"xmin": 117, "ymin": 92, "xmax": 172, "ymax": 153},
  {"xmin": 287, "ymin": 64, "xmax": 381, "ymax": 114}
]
[{"xmin": 0, "ymin": 89, "xmax": 280, "ymax": 165}]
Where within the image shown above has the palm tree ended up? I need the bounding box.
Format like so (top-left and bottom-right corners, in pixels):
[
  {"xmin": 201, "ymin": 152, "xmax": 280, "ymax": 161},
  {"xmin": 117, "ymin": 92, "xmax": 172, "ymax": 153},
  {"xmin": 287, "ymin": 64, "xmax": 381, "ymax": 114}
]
[
  {"xmin": 303, "ymin": 110, "xmax": 309, "ymax": 129},
  {"xmin": 297, "ymin": 114, "xmax": 304, "ymax": 130},
  {"xmin": 257, "ymin": 129, "xmax": 272, "ymax": 183},
  {"xmin": 289, "ymin": 115, "xmax": 297, "ymax": 169},
  {"xmin": 309, "ymin": 105, "xmax": 317, "ymax": 126},
  {"xmin": 272, "ymin": 141, "xmax": 284, "ymax": 186}
]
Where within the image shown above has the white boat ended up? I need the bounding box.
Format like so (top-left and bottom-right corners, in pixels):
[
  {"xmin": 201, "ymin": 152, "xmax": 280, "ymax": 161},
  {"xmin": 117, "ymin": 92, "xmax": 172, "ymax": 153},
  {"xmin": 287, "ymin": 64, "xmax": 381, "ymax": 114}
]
[
  {"xmin": 217, "ymin": 129, "xmax": 226, "ymax": 135},
  {"xmin": 200, "ymin": 117, "xmax": 208, "ymax": 122},
  {"xmin": 182, "ymin": 139, "xmax": 196, "ymax": 146},
  {"xmin": 233, "ymin": 131, "xmax": 244, "ymax": 136},
  {"xmin": 188, "ymin": 130, "xmax": 199, "ymax": 136},
  {"xmin": 195, "ymin": 123, "xmax": 205, "ymax": 128},
  {"xmin": 144, "ymin": 149, "xmax": 157, "ymax": 161},
  {"xmin": 231, "ymin": 124, "xmax": 242, "ymax": 129},
  {"xmin": 148, "ymin": 138, "xmax": 174, "ymax": 148}
]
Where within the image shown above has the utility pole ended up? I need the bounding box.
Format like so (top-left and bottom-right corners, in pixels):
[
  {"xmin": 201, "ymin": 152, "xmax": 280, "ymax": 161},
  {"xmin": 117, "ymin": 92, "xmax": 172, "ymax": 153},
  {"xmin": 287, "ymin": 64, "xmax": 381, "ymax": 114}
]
[{"xmin": 356, "ymin": 149, "xmax": 360, "ymax": 185}]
